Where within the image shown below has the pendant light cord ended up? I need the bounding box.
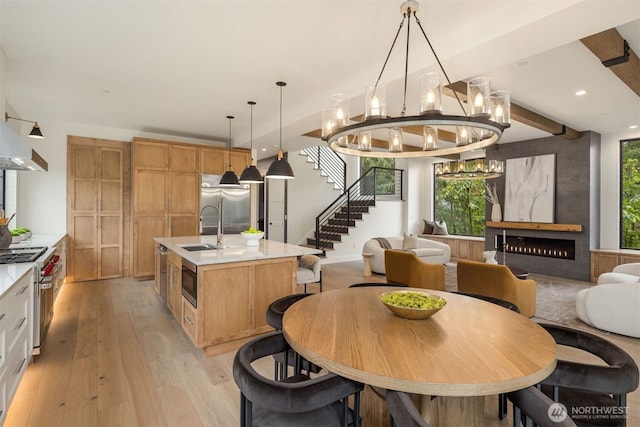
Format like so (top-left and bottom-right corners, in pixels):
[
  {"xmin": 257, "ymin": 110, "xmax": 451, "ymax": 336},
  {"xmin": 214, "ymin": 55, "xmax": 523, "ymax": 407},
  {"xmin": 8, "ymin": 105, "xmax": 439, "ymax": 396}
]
[
  {"xmin": 248, "ymin": 101, "xmax": 256, "ymax": 163},
  {"xmin": 276, "ymin": 81, "xmax": 287, "ymax": 159},
  {"xmin": 227, "ymin": 115, "xmax": 234, "ymax": 168}
]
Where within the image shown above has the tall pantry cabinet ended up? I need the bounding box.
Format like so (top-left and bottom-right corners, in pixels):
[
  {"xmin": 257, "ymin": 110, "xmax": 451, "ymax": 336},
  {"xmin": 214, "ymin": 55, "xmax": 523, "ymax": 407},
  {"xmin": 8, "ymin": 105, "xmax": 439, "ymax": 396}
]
[
  {"xmin": 132, "ymin": 138, "xmax": 200, "ymax": 278},
  {"xmin": 67, "ymin": 136, "xmax": 129, "ymax": 282}
]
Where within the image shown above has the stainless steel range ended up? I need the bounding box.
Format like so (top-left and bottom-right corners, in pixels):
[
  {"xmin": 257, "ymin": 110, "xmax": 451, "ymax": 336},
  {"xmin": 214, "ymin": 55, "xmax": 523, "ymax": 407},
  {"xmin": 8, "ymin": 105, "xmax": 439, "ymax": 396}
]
[
  {"xmin": 0, "ymin": 246, "xmax": 46, "ymax": 264},
  {"xmin": 0, "ymin": 245, "xmax": 59, "ymax": 354}
]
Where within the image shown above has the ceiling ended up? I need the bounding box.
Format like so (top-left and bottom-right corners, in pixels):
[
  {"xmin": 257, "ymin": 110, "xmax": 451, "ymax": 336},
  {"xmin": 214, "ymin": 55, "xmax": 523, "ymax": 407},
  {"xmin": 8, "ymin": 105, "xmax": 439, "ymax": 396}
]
[{"xmin": 1, "ymin": 1, "xmax": 639, "ymax": 161}]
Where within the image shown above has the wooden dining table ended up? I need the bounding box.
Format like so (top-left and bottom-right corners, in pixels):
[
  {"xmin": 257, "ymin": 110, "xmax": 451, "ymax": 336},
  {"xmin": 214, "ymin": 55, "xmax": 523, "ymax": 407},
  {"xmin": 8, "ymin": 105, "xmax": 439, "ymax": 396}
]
[{"xmin": 282, "ymin": 286, "xmax": 557, "ymax": 427}]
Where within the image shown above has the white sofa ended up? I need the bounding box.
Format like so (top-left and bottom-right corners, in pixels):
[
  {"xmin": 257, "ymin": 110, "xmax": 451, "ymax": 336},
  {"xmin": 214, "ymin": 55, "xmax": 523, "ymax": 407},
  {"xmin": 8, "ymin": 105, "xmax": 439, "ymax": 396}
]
[
  {"xmin": 362, "ymin": 235, "xmax": 450, "ymax": 275},
  {"xmin": 575, "ymin": 263, "xmax": 640, "ymax": 338}
]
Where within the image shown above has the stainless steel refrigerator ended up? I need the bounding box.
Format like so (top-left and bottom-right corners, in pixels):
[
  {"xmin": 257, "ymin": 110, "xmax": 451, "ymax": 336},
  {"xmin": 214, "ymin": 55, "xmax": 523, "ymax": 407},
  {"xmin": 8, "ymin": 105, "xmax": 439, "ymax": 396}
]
[{"xmin": 200, "ymin": 174, "xmax": 250, "ymax": 235}]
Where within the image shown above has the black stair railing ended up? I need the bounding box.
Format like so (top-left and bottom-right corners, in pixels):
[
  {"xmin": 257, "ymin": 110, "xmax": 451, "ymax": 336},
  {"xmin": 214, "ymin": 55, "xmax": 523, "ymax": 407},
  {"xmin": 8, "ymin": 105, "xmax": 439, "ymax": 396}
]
[
  {"xmin": 314, "ymin": 167, "xmax": 404, "ymax": 249},
  {"xmin": 300, "ymin": 146, "xmax": 346, "ymax": 192}
]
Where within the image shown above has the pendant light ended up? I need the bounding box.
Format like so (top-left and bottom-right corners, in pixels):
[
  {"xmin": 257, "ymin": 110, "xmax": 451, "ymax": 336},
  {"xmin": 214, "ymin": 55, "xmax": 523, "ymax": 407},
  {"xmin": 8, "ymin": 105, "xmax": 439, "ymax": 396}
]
[
  {"xmin": 266, "ymin": 81, "xmax": 295, "ymax": 179},
  {"xmin": 239, "ymin": 101, "xmax": 263, "ymax": 183},
  {"xmin": 220, "ymin": 115, "xmax": 241, "ymax": 186}
]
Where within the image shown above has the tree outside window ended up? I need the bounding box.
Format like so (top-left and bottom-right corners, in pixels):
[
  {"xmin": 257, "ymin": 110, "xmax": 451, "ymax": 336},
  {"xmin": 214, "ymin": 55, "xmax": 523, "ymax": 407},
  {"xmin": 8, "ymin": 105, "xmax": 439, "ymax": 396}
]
[
  {"xmin": 621, "ymin": 139, "xmax": 640, "ymax": 249},
  {"xmin": 434, "ymin": 178, "xmax": 486, "ymax": 237},
  {"xmin": 360, "ymin": 157, "xmax": 396, "ymax": 196}
]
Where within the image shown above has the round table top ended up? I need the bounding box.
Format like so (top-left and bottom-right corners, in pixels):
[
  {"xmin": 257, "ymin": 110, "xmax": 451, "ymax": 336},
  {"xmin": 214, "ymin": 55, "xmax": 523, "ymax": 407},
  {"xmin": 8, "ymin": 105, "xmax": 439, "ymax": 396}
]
[{"xmin": 283, "ymin": 286, "xmax": 557, "ymax": 397}]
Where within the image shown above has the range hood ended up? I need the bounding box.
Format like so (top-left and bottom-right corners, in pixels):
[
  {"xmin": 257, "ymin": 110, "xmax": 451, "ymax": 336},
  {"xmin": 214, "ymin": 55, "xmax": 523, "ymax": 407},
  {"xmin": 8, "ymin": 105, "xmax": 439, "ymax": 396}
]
[{"xmin": 0, "ymin": 120, "xmax": 48, "ymax": 171}]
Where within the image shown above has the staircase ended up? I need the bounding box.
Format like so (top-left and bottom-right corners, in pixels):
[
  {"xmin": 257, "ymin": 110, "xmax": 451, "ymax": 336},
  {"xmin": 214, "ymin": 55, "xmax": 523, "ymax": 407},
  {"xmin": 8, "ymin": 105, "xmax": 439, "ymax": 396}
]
[
  {"xmin": 299, "ymin": 146, "xmax": 346, "ymax": 192},
  {"xmin": 306, "ymin": 166, "xmax": 404, "ymax": 252}
]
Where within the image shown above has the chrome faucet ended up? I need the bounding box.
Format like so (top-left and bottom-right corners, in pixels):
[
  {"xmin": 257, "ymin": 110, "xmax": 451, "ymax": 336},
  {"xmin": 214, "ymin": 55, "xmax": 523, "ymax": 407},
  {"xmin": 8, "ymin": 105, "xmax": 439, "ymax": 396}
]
[{"xmin": 199, "ymin": 198, "xmax": 224, "ymax": 246}]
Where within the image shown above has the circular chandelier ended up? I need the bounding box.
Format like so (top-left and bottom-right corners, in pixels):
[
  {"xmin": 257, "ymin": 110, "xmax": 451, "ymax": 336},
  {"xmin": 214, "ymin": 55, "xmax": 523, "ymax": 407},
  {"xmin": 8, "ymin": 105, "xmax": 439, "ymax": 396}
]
[
  {"xmin": 321, "ymin": 0, "xmax": 511, "ymax": 158},
  {"xmin": 434, "ymin": 159, "xmax": 504, "ymax": 180}
]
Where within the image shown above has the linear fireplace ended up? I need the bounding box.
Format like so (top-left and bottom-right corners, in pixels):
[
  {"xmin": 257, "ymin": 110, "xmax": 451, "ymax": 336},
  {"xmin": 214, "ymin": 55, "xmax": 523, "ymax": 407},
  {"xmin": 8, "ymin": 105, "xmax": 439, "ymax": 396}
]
[{"xmin": 498, "ymin": 235, "xmax": 575, "ymax": 260}]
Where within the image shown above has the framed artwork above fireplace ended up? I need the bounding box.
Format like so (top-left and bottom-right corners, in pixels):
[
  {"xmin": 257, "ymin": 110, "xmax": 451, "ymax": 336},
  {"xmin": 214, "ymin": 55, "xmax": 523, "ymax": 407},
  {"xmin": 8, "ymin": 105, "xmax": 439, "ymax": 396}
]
[{"xmin": 504, "ymin": 153, "xmax": 556, "ymax": 223}]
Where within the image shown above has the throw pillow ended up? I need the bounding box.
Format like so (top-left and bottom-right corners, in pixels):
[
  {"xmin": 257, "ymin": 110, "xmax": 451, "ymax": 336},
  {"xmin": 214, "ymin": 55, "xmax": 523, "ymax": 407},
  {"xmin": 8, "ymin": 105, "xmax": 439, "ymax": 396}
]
[
  {"xmin": 403, "ymin": 232, "xmax": 418, "ymax": 249},
  {"xmin": 433, "ymin": 220, "xmax": 449, "ymax": 235},
  {"xmin": 422, "ymin": 219, "xmax": 434, "ymax": 234}
]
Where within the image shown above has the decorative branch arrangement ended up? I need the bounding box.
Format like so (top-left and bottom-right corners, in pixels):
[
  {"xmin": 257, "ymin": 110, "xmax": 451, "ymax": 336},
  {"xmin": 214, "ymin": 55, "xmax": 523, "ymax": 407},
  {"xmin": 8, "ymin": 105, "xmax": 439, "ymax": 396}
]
[{"xmin": 485, "ymin": 183, "xmax": 499, "ymax": 205}]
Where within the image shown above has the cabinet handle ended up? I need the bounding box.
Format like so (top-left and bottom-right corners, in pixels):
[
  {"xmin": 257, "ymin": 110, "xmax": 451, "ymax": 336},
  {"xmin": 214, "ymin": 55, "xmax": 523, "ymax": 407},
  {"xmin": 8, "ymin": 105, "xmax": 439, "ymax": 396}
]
[
  {"xmin": 183, "ymin": 315, "xmax": 194, "ymax": 325},
  {"xmin": 0, "ymin": 313, "xmax": 5, "ymax": 321},
  {"xmin": 16, "ymin": 285, "xmax": 28, "ymax": 295},
  {"xmin": 14, "ymin": 317, "xmax": 26, "ymax": 331},
  {"xmin": 14, "ymin": 358, "xmax": 26, "ymax": 375}
]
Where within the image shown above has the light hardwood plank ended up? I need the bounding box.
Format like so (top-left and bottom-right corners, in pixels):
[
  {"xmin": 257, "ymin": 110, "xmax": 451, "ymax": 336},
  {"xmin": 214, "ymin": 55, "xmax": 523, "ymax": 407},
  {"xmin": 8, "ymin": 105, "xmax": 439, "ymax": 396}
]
[{"xmin": 5, "ymin": 262, "xmax": 638, "ymax": 427}]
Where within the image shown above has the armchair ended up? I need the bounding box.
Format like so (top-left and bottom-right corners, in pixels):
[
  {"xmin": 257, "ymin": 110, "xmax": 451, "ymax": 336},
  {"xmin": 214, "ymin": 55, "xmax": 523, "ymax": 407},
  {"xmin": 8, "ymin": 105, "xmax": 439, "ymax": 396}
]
[
  {"xmin": 384, "ymin": 249, "xmax": 445, "ymax": 291},
  {"xmin": 456, "ymin": 260, "xmax": 537, "ymax": 317}
]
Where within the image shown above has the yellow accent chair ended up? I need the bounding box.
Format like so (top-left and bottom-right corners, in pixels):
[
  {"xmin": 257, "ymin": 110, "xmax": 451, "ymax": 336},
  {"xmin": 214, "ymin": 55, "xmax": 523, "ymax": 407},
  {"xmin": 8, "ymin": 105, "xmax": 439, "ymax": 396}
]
[
  {"xmin": 456, "ymin": 260, "xmax": 537, "ymax": 317},
  {"xmin": 384, "ymin": 249, "xmax": 446, "ymax": 291}
]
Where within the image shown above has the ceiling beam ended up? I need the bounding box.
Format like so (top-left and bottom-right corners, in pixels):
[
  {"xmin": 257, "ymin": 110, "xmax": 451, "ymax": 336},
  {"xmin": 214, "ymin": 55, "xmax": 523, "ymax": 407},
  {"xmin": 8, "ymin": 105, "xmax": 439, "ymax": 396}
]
[
  {"xmin": 580, "ymin": 28, "xmax": 640, "ymax": 97},
  {"xmin": 444, "ymin": 82, "xmax": 581, "ymax": 140}
]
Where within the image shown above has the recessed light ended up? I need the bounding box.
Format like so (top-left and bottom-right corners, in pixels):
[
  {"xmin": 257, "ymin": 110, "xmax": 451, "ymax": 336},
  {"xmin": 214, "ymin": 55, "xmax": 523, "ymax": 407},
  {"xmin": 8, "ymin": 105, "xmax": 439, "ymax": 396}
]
[
  {"xmin": 261, "ymin": 148, "xmax": 267, "ymax": 152},
  {"xmin": 630, "ymin": 125, "xmax": 638, "ymax": 129},
  {"xmin": 575, "ymin": 90, "xmax": 586, "ymax": 96}
]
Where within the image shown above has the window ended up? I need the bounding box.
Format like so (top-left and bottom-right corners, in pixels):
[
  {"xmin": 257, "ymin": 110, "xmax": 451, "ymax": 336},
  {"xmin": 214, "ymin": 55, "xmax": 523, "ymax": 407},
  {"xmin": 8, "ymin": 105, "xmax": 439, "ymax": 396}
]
[
  {"xmin": 360, "ymin": 157, "xmax": 396, "ymax": 196},
  {"xmin": 621, "ymin": 138, "xmax": 640, "ymax": 249},
  {"xmin": 434, "ymin": 177, "xmax": 486, "ymax": 237}
]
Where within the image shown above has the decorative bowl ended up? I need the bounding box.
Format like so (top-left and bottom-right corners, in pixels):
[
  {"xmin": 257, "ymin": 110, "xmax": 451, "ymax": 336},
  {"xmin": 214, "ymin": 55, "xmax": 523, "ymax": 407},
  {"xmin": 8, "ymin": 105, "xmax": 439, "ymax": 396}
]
[
  {"xmin": 240, "ymin": 231, "xmax": 264, "ymax": 246},
  {"xmin": 380, "ymin": 290, "xmax": 446, "ymax": 320}
]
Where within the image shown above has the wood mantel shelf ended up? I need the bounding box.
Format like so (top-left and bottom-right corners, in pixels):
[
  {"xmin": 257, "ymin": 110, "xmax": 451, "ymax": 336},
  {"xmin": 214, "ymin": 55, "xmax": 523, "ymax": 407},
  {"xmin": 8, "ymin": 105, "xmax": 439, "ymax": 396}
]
[{"xmin": 486, "ymin": 221, "xmax": 582, "ymax": 232}]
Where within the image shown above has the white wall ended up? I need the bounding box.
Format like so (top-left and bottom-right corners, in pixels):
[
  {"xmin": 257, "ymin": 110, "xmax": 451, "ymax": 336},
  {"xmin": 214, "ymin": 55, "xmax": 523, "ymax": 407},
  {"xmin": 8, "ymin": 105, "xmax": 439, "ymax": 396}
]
[
  {"xmin": 287, "ymin": 152, "xmax": 343, "ymax": 245},
  {"xmin": 600, "ymin": 129, "xmax": 640, "ymax": 249}
]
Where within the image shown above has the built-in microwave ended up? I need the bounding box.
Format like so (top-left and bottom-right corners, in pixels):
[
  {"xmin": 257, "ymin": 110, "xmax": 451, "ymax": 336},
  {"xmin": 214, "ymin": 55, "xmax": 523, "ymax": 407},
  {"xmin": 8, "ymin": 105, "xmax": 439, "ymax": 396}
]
[{"xmin": 181, "ymin": 259, "xmax": 197, "ymax": 308}]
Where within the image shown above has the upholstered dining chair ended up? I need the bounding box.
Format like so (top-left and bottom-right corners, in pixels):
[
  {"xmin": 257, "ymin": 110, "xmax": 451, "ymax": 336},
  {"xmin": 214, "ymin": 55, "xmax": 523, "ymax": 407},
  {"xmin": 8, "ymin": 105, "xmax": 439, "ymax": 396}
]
[
  {"xmin": 386, "ymin": 390, "xmax": 429, "ymax": 427},
  {"xmin": 538, "ymin": 323, "xmax": 639, "ymax": 427},
  {"xmin": 233, "ymin": 331, "xmax": 364, "ymax": 427},
  {"xmin": 384, "ymin": 250, "xmax": 446, "ymax": 291},
  {"xmin": 266, "ymin": 293, "xmax": 321, "ymax": 380},
  {"xmin": 507, "ymin": 386, "xmax": 577, "ymax": 427},
  {"xmin": 297, "ymin": 254, "xmax": 322, "ymax": 293},
  {"xmin": 456, "ymin": 260, "xmax": 537, "ymax": 317}
]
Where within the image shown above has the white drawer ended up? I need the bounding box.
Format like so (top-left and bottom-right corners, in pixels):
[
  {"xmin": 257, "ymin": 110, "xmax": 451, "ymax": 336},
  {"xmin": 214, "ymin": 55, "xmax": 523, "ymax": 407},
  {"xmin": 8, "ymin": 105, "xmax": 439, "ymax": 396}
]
[
  {"xmin": 5, "ymin": 326, "xmax": 29, "ymax": 401},
  {"xmin": 4, "ymin": 295, "xmax": 29, "ymax": 355}
]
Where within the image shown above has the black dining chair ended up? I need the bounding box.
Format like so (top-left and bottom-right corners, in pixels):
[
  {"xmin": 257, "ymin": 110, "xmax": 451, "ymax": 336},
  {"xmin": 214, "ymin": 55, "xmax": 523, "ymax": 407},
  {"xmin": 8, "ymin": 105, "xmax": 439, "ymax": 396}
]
[
  {"xmin": 266, "ymin": 293, "xmax": 321, "ymax": 380},
  {"xmin": 233, "ymin": 331, "xmax": 363, "ymax": 427},
  {"xmin": 538, "ymin": 323, "xmax": 639, "ymax": 427},
  {"xmin": 507, "ymin": 386, "xmax": 577, "ymax": 427},
  {"xmin": 386, "ymin": 390, "xmax": 429, "ymax": 427}
]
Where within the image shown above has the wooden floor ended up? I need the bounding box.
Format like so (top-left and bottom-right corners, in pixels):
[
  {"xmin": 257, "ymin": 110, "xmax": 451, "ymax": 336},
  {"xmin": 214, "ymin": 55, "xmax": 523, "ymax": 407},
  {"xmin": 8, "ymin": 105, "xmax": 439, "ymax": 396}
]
[{"xmin": 5, "ymin": 260, "xmax": 640, "ymax": 426}]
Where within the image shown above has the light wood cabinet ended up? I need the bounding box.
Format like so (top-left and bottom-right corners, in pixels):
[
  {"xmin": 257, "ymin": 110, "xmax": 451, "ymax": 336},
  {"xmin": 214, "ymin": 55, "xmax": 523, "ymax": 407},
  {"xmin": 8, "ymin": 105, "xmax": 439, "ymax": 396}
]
[
  {"xmin": 424, "ymin": 235, "xmax": 486, "ymax": 262},
  {"xmin": 174, "ymin": 256, "xmax": 296, "ymax": 356},
  {"xmin": 67, "ymin": 136, "xmax": 128, "ymax": 282},
  {"xmin": 200, "ymin": 146, "xmax": 250, "ymax": 176},
  {"xmin": 590, "ymin": 249, "xmax": 640, "ymax": 282},
  {"xmin": 132, "ymin": 138, "xmax": 250, "ymax": 278},
  {"xmin": 132, "ymin": 139, "xmax": 200, "ymax": 278}
]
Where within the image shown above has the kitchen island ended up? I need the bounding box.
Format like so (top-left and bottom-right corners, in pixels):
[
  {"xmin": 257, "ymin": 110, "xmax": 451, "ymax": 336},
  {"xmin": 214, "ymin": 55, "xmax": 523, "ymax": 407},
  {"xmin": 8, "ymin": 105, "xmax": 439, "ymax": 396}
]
[{"xmin": 154, "ymin": 235, "xmax": 320, "ymax": 356}]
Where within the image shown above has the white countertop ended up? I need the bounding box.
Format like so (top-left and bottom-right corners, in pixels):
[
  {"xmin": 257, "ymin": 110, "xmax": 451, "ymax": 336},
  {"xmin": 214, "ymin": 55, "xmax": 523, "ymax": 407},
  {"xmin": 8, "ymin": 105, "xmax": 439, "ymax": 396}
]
[
  {"xmin": 1, "ymin": 234, "xmax": 65, "ymax": 297},
  {"xmin": 155, "ymin": 234, "xmax": 322, "ymax": 266},
  {"xmin": 9, "ymin": 234, "xmax": 66, "ymax": 249}
]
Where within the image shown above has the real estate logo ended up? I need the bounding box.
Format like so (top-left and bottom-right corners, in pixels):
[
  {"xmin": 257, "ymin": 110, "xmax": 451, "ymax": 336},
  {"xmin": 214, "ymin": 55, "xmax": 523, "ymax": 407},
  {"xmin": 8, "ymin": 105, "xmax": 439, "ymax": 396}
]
[{"xmin": 548, "ymin": 402, "xmax": 568, "ymax": 422}]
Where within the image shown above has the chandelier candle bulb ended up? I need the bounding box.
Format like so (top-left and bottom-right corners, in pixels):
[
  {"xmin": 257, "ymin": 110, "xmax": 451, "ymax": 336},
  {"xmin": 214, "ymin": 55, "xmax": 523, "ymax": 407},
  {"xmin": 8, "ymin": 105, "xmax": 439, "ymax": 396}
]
[
  {"xmin": 358, "ymin": 131, "xmax": 372, "ymax": 151},
  {"xmin": 389, "ymin": 128, "xmax": 403, "ymax": 152},
  {"xmin": 420, "ymin": 72, "xmax": 443, "ymax": 113},
  {"xmin": 491, "ymin": 90, "xmax": 511, "ymax": 124},
  {"xmin": 365, "ymin": 81, "xmax": 386, "ymax": 119},
  {"xmin": 467, "ymin": 77, "xmax": 492, "ymax": 117},
  {"xmin": 330, "ymin": 93, "xmax": 350, "ymax": 126},
  {"xmin": 422, "ymin": 126, "xmax": 438, "ymax": 150}
]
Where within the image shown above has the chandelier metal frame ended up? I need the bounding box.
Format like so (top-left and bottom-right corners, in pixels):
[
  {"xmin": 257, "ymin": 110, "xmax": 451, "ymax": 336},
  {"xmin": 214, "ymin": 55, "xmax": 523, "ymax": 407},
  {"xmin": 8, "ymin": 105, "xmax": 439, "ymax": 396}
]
[{"xmin": 322, "ymin": 0, "xmax": 510, "ymax": 158}]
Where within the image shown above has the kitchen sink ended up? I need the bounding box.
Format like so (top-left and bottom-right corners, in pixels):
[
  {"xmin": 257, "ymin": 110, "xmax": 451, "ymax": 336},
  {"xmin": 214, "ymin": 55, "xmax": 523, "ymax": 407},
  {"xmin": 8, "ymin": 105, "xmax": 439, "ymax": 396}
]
[{"xmin": 179, "ymin": 243, "xmax": 223, "ymax": 251}]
